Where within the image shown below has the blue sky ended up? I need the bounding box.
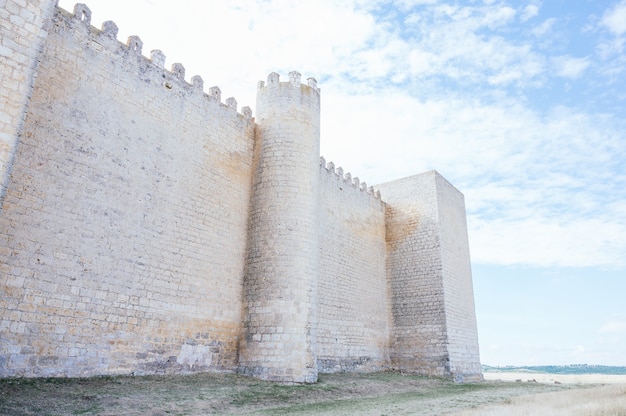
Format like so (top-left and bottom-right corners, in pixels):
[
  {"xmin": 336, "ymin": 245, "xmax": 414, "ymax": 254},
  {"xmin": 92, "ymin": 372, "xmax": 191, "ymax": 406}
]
[{"xmin": 57, "ymin": 0, "xmax": 626, "ymax": 366}]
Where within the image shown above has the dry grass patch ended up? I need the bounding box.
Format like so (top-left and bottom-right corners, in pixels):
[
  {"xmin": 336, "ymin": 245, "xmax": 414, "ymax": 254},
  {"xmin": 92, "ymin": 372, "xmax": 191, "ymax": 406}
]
[{"xmin": 454, "ymin": 384, "xmax": 626, "ymax": 416}]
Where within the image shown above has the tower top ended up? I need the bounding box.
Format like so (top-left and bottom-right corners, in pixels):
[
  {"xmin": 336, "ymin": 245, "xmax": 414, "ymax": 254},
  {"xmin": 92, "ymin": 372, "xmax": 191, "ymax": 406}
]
[{"xmin": 257, "ymin": 71, "xmax": 320, "ymax": 94}]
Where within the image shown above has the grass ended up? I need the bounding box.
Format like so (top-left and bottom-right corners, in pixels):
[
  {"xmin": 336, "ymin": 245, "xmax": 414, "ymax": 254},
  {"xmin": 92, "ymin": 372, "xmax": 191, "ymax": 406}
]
[
  {"xmin": 454, "ymin": 384, "xmax": 626, "ymax": 416},
  {"xmin": 0, "ymin": 371, "xmax": 616, "ymax": 415}
]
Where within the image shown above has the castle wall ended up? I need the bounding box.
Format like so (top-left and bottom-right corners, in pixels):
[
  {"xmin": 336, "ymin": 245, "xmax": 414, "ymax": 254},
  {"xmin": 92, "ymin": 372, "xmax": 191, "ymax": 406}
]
[
  {"xmin": 376, "ymin": 171, "xmax": 482, "ymax": 380},
  {"xmin": 316, "ymin": 162, "xmax": 390, "ymax": 372},
  {"xmin": 0, "ymin": 6, "xmax": 255, "ymax": 377},
  {"xmin": 0, "ymin": 3, "xmax": 482, "ymax": 383},
  {"xmin": 0, "ymin": 0, "xmax": 56, "ymax": 205}
]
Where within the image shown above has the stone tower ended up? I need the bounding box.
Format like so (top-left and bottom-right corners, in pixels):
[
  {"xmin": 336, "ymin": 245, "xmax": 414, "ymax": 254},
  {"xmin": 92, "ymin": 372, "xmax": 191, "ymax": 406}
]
[
  {"xmin": 378, "ymin": 171, "xmax": 482, "ymax": 382},
  {"xmin": 239, "ymin": 72, "xmax": 321, "ymax": 383}
]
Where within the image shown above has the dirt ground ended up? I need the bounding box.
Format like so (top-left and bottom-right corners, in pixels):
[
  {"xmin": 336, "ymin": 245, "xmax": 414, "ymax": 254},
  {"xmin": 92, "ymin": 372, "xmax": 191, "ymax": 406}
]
[{"xmin": 0, "ymin": 371, "xmax": 622, "ymax": 416}]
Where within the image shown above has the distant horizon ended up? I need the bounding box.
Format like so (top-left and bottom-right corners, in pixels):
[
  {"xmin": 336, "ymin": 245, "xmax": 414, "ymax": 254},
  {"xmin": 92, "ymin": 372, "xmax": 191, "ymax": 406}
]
[
  {"xmin": 483, "ymin": 363, "xmax": 626, "ymax": 367},
  {"xmin": 482, "ymin": 364, "xmax": 626, "ymax": 375}
]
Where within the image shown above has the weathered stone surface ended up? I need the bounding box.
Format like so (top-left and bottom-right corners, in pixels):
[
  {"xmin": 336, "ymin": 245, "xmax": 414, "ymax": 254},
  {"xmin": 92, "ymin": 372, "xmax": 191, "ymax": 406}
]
[
  {"xmin": 0, "ymin": 2, "xmax": 481, "ymax": 383},
  {"xmin": 0, "ymin": 4, "xmax": 253, "ymax": 378},
  {"xmin": 0, "ymin": 0, "xmax": 57, "ymax": 204},
  {"xmin": 317, "ymin": 162, "xmax": 389, "ymax": 374}
]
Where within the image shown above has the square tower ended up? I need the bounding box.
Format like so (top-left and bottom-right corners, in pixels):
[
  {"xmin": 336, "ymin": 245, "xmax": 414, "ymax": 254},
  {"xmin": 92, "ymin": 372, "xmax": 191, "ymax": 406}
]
[{"xmin": 377, "ymin": 171, "xmax": 482, "ymax": 382}]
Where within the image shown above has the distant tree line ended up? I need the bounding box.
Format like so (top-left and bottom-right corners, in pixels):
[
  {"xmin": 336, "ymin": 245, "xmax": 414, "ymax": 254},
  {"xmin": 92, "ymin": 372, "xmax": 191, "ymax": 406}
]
[{"xmin": 482, "ymin": 364, "xmax": 626, "ymax": 375}]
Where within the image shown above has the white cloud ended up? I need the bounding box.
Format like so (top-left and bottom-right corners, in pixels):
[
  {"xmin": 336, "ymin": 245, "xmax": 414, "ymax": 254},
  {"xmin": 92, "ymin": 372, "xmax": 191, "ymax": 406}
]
[
  {"xmin": 407, "ymin": 48, "xmax": 438, "ymax": 74},
  {"xmin": 397, "ymin": 0, "xmax": 439, "ymax": 8},
  {"xmin": 597, "ymin": 37, "xmax": 626, "ymax": 60},
  {"xmin": 601, "ymin": 0, "xmax": 626, "ymax": 36},
  {"xmin": 399, "ymin": 8, "xmax": 545, "ymax": 87},
  {"xmin": 481, "ymin": 6, "xmax": 516, "ymax": 29},
  {"xmin": 596, "ymin": 1, "xmax": 626, "ymax": 62},
  {"xmin": 521, "ymin": 4, "xmax": 540, "ymax": 22},
  {"xmin": 468, "ymin": 217, "xmax": 626, "ymax": 268},
  {"xmin": 599, "ymin": 320, "xmax": 626, "ymax": 334},
  {"xmin": 531, "ymin": 18, "xmax": 557, "ymax": 37},
  {"xmin": 553, "ymin": 56, "xmax": 591, "ymax": 79}
]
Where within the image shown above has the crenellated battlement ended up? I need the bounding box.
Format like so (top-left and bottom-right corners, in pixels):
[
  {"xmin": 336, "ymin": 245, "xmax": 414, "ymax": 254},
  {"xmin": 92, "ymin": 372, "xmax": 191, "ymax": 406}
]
[
  {"xmin": 257, "ymin": 71, "xmax": 320, "ymax": 95},
  {"xmin": 320, "ymin": 156, "xmax": 382, "ymax": 201},
  {"xmin": 59, "ymin": 3, "xmax": 253, "ymax": 121}
]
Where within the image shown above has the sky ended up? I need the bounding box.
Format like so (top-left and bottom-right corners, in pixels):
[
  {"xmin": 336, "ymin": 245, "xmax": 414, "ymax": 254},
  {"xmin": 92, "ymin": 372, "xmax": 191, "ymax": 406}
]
[{"xmin": 56, "ymin": 0, "xmax": 626, "ymax": 367}]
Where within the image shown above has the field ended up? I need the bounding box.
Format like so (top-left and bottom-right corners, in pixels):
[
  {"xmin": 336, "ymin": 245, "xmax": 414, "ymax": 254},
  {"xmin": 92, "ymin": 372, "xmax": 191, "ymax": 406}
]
[
  {"xmin": 0, "ymin": 371, "xmax": 624, "ymax": 415},
  {"xmin": 455, "ymin": 383, "xmax": 626, "ymax": 416},
  {"xmin": 484, "ymin": 370, "xmax": 626, "ymax": 385}
]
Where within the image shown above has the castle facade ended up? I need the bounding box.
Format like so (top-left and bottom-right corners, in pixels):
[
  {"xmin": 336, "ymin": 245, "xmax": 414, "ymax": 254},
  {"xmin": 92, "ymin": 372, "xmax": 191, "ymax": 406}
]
[{"xmin": 0, "ymin": 2, "xmax": 482, "ymax": 383}]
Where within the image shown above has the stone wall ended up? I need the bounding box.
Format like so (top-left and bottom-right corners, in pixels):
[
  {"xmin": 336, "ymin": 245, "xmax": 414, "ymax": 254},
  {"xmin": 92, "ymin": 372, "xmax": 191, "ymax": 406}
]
[
  {"xmin": 0, "ymin": 0, "xmax": 56, "ymax": 204},
  {"xmin": 0, "ymin": 6, "xmax": 255, "ymax": 377},
  {"xmin": 317, "ymin": 160, "xmax": 390, "ymax": 373}
]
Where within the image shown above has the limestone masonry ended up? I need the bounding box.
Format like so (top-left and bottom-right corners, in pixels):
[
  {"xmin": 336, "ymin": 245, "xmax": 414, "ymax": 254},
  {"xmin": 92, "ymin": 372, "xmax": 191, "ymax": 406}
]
[{"xmin": 0, "ymin": 1, "xmax": 482, "ymax": 383}]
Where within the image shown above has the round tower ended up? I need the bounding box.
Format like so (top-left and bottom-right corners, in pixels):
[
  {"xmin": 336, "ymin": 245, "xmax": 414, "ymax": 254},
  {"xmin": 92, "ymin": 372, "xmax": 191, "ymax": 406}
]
[{"xmin": 239, "ymin": 71, "xmax": 321, "ymax": 383}]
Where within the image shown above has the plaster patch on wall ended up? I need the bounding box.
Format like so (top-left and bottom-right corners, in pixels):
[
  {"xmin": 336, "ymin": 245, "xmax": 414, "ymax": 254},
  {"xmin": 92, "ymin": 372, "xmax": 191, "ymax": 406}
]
[{"xmin": 177, "ymin": 344, "xmax": 213, "ymax": 368}]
